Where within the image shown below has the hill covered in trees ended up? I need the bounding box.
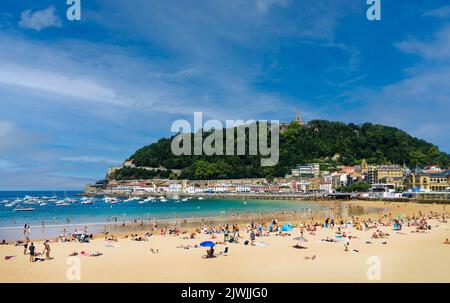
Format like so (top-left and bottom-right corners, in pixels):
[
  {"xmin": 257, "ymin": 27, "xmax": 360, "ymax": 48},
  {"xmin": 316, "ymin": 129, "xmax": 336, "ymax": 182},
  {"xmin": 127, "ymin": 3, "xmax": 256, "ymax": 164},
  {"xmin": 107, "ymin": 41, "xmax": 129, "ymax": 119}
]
[{"xmin": 110, "ymin": 120, "xmax": 450, "ymax": 180}]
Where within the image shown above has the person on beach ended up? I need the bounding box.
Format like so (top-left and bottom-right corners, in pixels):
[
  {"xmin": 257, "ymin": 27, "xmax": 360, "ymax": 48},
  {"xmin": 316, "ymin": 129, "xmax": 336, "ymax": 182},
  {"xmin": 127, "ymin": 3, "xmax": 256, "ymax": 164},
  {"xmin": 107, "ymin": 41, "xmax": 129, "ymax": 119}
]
[
  {"xmin": 23, "ymin": 237, "xmax": 30, "ymax": 255},
  {"xmin": 250, "ymin": 230, "xmax": 256, "ymax": 246},
  {"xmin": 29, "ymin": 242, "xmax": 35, "ymax": 262},
  {"xmin": 43, "ymin": 241, "xmax": 51, "ymax": 260}
]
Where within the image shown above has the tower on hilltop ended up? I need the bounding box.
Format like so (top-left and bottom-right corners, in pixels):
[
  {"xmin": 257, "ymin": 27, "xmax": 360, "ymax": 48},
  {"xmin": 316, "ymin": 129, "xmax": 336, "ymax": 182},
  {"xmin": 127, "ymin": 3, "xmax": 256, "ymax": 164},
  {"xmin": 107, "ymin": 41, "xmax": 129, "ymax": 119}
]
[{"xmin": 293, "ymin": 110, "xmax": 305, "ymax": 126}]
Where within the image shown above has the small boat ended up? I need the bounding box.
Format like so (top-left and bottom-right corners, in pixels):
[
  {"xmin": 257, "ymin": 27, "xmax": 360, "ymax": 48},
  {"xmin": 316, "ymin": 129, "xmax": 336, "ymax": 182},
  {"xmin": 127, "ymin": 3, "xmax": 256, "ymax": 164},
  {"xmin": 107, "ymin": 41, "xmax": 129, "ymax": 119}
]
[
  {"xmin": 108, "ymin": 198, "xmax": 121, "ymax": 204},
  {"xmin": 14, "ymin": 207, "xmax": 36, "ymax": 212},
  {"xmin": 4, "ymin": 203, "xmax": 15, "ymax": 207},
  {"xmin": 160, "ymin": 198, "xmax": 168, "ymax": 203},
  {"xmin": 81, "ymin": 199, "xmax": 94, "ymax": 205},
  {"xmin": 181, "ymin": 198, "xmax": 188, "ymax": 202},
  {"xmin": 56, "ymin": 203, "xmax": 70, "ymax": 206},
  {"xmin": 39, "ymin": 202, "xmax": 48, "ymax": 206},
  {"xmin": 198, "ymin": 197, "xmax": 204, "ymax": 200},
  {"xmin": 55, "ymin": 200, "xmax": 70, "ymax": 206}
]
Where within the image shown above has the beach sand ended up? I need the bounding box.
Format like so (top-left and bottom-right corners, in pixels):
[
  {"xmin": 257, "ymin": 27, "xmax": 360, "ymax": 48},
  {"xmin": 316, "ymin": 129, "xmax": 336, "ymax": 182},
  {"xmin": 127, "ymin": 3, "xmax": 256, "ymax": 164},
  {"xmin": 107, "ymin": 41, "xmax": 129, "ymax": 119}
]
[{"xmin": 0, "ymin": 201, "xmax": 449, "ymax": 283}]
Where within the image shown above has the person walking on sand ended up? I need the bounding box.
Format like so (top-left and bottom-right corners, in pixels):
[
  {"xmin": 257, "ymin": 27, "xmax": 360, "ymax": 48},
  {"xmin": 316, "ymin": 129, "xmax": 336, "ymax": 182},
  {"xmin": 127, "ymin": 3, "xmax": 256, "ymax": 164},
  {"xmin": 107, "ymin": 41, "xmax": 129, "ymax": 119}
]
[
  {"xmin": 23, "ymin": 237, "xmax": 30, "ymax": 255},
  {"xmin": 43, "ymin": 240, "xmax": 51, "ymax": 260},
  {"xmin": 250, "ymin": 230, "xmax": 256, "ymax": 246},
  {"xmin": 29, "ymin": 242, "xmax": 35, "ymax": 262}
]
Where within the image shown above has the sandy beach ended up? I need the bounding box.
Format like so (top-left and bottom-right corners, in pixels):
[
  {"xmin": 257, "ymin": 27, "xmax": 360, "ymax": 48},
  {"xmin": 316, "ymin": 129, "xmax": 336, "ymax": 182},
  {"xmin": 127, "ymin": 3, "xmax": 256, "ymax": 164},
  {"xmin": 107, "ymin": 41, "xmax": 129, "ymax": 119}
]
[{"xmin": 0, "ymin": 200, "xmax": 449, "ymax": 283}]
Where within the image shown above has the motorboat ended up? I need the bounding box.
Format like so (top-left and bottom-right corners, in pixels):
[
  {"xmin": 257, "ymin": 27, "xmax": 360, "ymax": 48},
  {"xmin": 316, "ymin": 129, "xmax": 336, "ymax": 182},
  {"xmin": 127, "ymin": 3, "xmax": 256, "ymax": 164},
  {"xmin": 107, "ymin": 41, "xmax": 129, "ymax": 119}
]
[
  {"xmin": 14, "ymin": 207, "xmax": 36, "ymax": 212},
  {"xmin": 81, "ymin": 198, "xmax": 94, "ymax": 205}
]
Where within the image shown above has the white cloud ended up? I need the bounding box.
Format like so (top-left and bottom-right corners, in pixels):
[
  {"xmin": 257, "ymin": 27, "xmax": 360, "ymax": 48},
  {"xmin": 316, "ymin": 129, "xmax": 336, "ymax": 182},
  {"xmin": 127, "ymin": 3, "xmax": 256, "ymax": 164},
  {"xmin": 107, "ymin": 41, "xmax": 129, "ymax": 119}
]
[
  {"xmin": 0, "ymin": 159, "xmax": 23, "ymax": 172},
  {"xmin": 423, "ymin": 5, "xmax": 450, "ymax": 18},
  {"xmin": 0, "ymin": 63, "xmax": 122, "ymax": 106},
  {"xmin": 60, "ymin": 156, "xmax": 122, "ymax": 165},
  {"xmin": 19, "ymin": 6, "xmax": 62, "ymax": 31},
  {"xmin": 255, "ymin": 0, "xmax": 290, "ymax": 13},
  {"xmin": 395, "ymin": 25, "xmax": 450, "ymax": 60}
]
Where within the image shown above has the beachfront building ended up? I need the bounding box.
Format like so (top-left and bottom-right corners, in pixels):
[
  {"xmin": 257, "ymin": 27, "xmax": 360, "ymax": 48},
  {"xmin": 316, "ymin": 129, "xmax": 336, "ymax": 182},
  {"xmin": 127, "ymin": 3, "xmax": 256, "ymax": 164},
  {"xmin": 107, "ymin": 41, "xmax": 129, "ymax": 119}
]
[
  {"xmin": 331, "ymin": 173, "xmax": 348, "ymax": 190},
  {"xmin": 410, "ymin": 169, "xmax": 450, "ymax": 192},
  {"xmin": 320, "ymin": 181, "xmax": 333, "ymax": 193},
  {"xmin": 292, "ymin": 163, "xmax": 320, "ymax": 178},
  {"xmin": 376, "ymin": 165, "xmax": 404, "ymax": 182}
]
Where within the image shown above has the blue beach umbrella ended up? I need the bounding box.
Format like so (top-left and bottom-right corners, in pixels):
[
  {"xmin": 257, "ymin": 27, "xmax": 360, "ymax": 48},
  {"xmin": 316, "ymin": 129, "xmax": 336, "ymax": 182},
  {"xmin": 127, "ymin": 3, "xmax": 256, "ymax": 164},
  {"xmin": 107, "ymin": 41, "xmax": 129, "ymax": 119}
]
[
  {"xmin": 200, "ymin": 241, "xmax": 215, "ymax": 247},
  {"xmin": 282, "ymin": 224, "xmax": 293, "ymax": 232}
]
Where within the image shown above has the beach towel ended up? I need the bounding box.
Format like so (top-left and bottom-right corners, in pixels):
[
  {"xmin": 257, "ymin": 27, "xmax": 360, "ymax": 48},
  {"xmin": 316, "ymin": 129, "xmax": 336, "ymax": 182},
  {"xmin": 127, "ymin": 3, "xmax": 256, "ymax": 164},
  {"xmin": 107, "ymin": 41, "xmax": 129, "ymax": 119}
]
[
  {"xmin": 254, "ymin": 242, "xmax": 269, "ymax": 247},
  {"xmin": 4, "ymin": 255, "xmax": 16, "ymax": 260},
  {"xmin": 104, "ymin": 244, "xmax": 120, "ymax": 248}
]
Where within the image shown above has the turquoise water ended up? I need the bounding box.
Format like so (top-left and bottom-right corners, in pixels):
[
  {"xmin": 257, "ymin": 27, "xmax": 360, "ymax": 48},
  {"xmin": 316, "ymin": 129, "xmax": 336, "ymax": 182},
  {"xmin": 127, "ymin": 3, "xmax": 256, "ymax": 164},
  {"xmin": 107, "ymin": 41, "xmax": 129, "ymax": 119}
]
[
  {"xmin": 0, "ymin": 191, "xmax": 373, "ymax": 241},
  {"xmin": 0, "ymin": 191, "xmax": 376, "ymax": 241}
]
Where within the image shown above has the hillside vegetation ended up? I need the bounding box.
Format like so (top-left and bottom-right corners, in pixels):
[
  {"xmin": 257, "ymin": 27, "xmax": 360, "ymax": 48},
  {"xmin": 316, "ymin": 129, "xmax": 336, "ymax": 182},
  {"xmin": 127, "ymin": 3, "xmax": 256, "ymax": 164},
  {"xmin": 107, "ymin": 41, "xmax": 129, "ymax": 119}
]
[{"xmin": 110, "ymin": 120, "xmax": 450, "ymax": 180}]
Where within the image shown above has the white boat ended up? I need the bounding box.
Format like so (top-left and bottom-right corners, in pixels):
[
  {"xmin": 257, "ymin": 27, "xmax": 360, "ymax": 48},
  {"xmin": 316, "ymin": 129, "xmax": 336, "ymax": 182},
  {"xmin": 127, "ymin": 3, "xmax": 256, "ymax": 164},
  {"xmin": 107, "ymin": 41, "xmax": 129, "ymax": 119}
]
[
  {"xmin": 4, "ymin": 203, "xmax": 15, "ymax": 207},
  {"xmin": 106, "ymin": 198, "xmax": 121, "ymax": 204},
  {"xmin": 55, "ymin": 200, "xmax": 70, "ymax": 206},
  {"xmin": 39, "ymin": 202, "xmax": 48, "ymax": 206},
  {"xmin": 1, "ymin": 200, "xmax": 10, "ymax": 203},
  {"xmin": 160, "ymin": 198, "xmax": 168, "ymax": 203},
  {"xmin": 14, "ymin": 207, "xmax": 36, "ymax": 212},
  {"xmin": 81, "ymin": 198, "xmax": 94, "ymax": 205},
  {"xmin": 124, "ymin": 197, "xmax": 141, "ymax": 202},
  {"xmin": 172, "ymin": 195, "xmax": 180, "ymax": 200},
  {"xmin": 56, "ymin": 203, "xmax": 70, "ymax": 206},
  {"xmin": 181, "ymin": 198, "xmax": 188, "ymax": 202},
  {"xmin": 198, "ymin": 197, "xmax": 204, "ymax": 200}
]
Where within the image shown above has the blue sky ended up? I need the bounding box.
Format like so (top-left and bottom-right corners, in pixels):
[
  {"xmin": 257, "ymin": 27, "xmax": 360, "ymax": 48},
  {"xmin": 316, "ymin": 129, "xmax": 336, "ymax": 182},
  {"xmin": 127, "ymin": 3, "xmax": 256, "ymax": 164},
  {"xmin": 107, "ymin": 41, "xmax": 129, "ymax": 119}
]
[{"xmin": 0, "ymin": 0, "xmax": 449, "ymax": 190}]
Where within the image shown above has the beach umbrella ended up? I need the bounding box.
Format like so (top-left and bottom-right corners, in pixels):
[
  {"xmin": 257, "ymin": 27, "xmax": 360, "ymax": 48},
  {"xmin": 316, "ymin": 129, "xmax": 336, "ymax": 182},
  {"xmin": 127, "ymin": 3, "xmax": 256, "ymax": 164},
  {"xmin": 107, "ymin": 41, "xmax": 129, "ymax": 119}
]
[
  {"xmin": 200, "ymin": 241, "xmax": 215, "ymax": 247},
  {"xmin": 293, "ymin": 236, "xmax": 308, "ymax": 248},
  {"xmin": 282, "ymin": 224, "xmax": 293, "ymax": 232},
  {"xmin": 293, "ymin": 237, "xmax": 308, "ymax": 242}
]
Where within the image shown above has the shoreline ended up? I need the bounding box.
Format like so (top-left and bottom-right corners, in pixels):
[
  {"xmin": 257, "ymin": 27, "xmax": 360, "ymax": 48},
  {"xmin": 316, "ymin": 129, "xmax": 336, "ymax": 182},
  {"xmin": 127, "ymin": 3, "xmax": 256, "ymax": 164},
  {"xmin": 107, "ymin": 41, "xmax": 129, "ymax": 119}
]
[
  {"xmin": 1, "ymin": 199, "xmax": 384, "ymax": 242},
  {"xmin": 80, "ymin": 191, "xmax": 450, "ymax": 204},
  {"xmin": 0, "ymin": 199, "xmax": 416, "ymax": 243}
]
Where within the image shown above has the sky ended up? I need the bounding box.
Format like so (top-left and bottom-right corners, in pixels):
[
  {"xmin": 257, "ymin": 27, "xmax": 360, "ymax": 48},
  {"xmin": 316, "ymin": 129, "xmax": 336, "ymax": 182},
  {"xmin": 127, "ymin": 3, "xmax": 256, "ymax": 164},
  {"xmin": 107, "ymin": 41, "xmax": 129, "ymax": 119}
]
[{"xmin": 0, "ymin": 0, "xmax": 449, "ymax": 190}]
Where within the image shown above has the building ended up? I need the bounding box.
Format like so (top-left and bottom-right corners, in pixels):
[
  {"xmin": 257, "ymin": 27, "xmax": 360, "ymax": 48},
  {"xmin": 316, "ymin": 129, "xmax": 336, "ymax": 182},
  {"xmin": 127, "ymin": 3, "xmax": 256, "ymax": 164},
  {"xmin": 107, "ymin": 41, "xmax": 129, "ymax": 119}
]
[
  {"xmin": 293, "ymin": 163, "xmax": 320, "ymax": 178},
  {"xmin": 331, "ymin": 173, "xmax": 348, "ymax": 190},
  {"xmin": 280, "ymin": 111, "xmax": 306, "ymax": 132},
  {"xmin": 366, "ymin": 167, "xmax": 376, "ymax": 184},
  {"xmin": 411, "ymin": 169, "xmax": 450, "ymax": 192}
]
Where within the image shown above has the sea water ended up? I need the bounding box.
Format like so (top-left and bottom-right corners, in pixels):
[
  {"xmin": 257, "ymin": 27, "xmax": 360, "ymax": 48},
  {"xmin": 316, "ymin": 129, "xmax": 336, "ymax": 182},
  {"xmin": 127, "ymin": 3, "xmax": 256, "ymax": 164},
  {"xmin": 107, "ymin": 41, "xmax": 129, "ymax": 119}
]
[{"xmin": 0, "ymin": 191, "xmax": 378, "ymax": 241}]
